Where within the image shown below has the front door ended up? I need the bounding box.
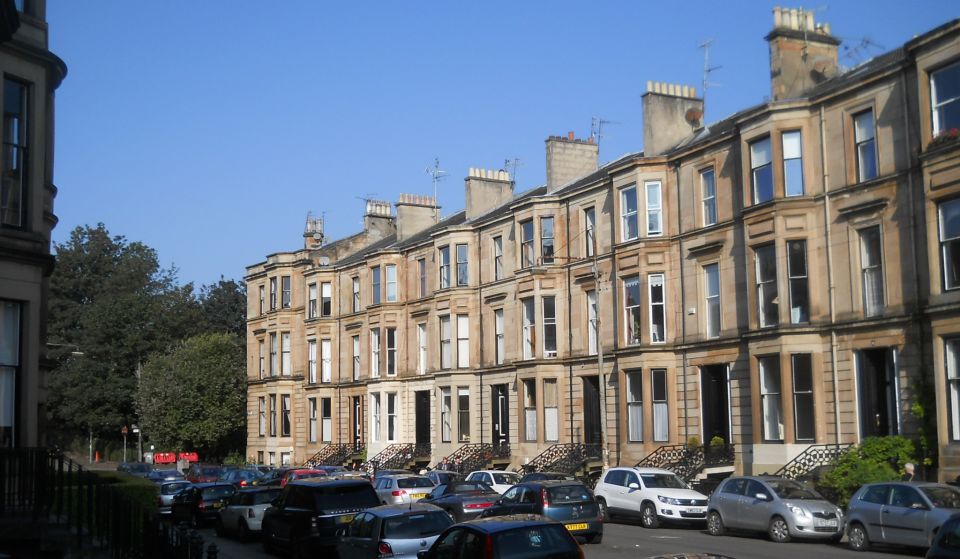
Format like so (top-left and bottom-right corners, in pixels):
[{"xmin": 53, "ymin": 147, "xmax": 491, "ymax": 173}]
[
  {"xmin": 415, "ymin": 391, "xmax": 431, "ymax": 445},
  {"xmin": 492, "ymin": 384, "xmax": 510, "ymax": 445},
  {"xmin": 352, "ymin": 396, "xmax": 362, "ymax": 450},
  {"xmin": 700, "ymin": 365, "xmax": 730, "ymax": 445},
  {"xmin": 857, "ymin": 348, "xmax": 899, "ymax": 438},
  {"xmin": 583, "ymin": 376, "xmax": 602, "ymax": 445}
]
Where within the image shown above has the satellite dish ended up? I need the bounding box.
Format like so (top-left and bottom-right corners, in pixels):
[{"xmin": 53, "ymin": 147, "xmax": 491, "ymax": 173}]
[
  {"xmin": 319, "ymin": 256, "xmax": 330, "ymax": 266},
  {"xmin": 313, "ymin": 232, "xmax": 323, "ymax": 242}
]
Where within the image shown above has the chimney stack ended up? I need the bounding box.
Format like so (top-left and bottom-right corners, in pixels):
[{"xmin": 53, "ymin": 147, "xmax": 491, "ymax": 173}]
[
  {"xmin": 464, "ymin": 168, "xmax": 513, "ymax": 220},
  {"xmin": 642, "ymin": 82, "xmax": 704, "ymax": 156},
  {"xmin": 363, "ymin": 199, "xmax": 395, "ymax": 242},
  {"xmin": 396, "ymin": 193, "xmax": 439, "ymax": 241},
  {"xmin": 545, "ymin": 132, "xmax": 598, "ymax": 192},
  {"xmin": 766, "ymin": 6, "xmax": 840, "ymax": 101},
  {"xmin": 303, "ymin": 213, "xmax": 325, "ymax": 250}
]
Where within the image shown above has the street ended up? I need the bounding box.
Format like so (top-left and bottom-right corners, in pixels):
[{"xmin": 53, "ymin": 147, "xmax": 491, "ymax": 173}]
[{"xmin": 188, "ymin": 519, "xmax": 925, "ymax": 559}]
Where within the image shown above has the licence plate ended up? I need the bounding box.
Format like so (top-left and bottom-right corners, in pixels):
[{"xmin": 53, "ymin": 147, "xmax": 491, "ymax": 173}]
[
  {"xmin": 212, "ymin": 502, "xmax": 223, "ymax": 509},
  {"xmin": 336, "ymin": 514, "xmax": 355, "ymax": 525},
  {"xmin": 410, "ymin": 493, "xmax": 426, "ymax": 500},
  {"xmin": 687, "ymin": 508, "xmax": 705, "ymax": 514},
  {"xmin": 817, "ymin": 519, "xmax": 838, "ymax": 527},
  {"xmin": 565, "ymin": 523, "xmax": 589, "ymax": 532}
]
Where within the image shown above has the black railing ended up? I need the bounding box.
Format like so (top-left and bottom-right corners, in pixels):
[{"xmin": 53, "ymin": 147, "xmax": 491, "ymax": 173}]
[
  {"xmin": 773, "ymin": 443, "xmax": 852, "ymax": 480},
  {"xmin": 442, "ymin": 443, "xmax": 511, "ymax": 474},
  {"xmin": 635, "ymin": 443, "xmax": 735, "ymax": 482},
  {"xmin": 303, "ymin": 443, "xmax": 350, "ymax": 467},
  {"xmin": 523, "ymin": 444, "xmax": 602, "ymax": 474},
  {"xmin": 362, "ymin": 443, "xmax": 414, "ymax": 472}
]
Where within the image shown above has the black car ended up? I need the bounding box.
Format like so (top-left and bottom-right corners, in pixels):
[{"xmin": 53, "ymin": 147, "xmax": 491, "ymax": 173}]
[
  {"xmin": 220, "ymin": 468, "xmax": 263, "ymax": 488},
  {"xmin": 480, "ymin": 480, "xmax": 602, "ymax": 544},
  {"xmin": 519, "ymin": 472, "xmax": 576, "ymax": 483},
  {"xmin": 929, "ymin": 513, "xmax": 960, "ymax": 559},
  {"xmin": 418, "ymin": 515, "xmax": 583, "ymax": 559},
  {"xmin": 261, "ymin": 478, "xmax": 380, "ymax": 556},
  {"xmin": 420, "ymin": 481, "xmax": 500, "ymax": 522},
  {"xmin": 170, "ymin": 482, "xmax": 237, "ymax": 527},
  {"xmin": 117, "ymin": 462, "xmax": 154, "ymax": 477}
]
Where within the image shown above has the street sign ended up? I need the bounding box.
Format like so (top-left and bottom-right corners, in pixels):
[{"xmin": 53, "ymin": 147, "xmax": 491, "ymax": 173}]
[{"xmin": 121, "ymin": 426, "xmax": 128, "ymax": 436}]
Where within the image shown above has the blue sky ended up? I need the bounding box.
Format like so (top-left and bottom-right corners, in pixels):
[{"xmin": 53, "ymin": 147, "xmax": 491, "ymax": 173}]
[{"xmin": 47, "ymin": 1, "xmax": 956, "ymax": 287}]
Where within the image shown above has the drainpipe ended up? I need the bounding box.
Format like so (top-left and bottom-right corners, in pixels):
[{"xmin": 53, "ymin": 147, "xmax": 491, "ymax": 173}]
[
  {"xmin": 819, "ymin": 105, "xmax": 842, "ymax": 446},
  {"xmin": 477, "ymin": 227, "xmax": 484, "ymax": 446},
  {"xmin": 565, "ymin": 198, "xmax": 575, "ymax": 446},
  {"xmin": 674, "ymin": 161, "xmax": 690, "ymax": 445}
]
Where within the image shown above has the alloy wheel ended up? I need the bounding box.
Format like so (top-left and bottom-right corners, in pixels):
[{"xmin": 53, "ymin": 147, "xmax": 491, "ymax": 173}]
[
  {"xmin": 768, "ymin": 517, "xmax": 791, "ymax": 543},
  {"xmin": 707, "ymin": 511, "xmax": 724, "ymax": 536},
  {"xmin": 848, "ymin": 523, "xmax": 869, "ymax": 551}
]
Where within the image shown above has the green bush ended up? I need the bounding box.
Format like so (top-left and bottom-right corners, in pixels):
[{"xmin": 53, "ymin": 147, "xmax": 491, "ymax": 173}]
[
  {"xmin": 709, "ymin": 436, "xmax": 726, "ymax": 448},
  {"xmin": 686, "ymin": 437, "xmax": 701, "ymax": 447},
  {"xmin": 820, "ymin": 436, "xmax": 915, "ymax": 506},
  {"xmin": 222, "ymin": 451, "xmax": 246, "ymax": 467}
]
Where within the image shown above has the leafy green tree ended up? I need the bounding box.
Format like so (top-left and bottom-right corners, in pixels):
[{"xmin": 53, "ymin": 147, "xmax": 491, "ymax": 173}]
[
  {"xmin": 199, "ymin": 276, "xmax": 246, "ymax": 338},
  {"xmin": 137, "ymin": 333, "xmax": 246, "ymax": 460},
  {"xmin": 820, "ymin": 436, "xmax": 916, "ymax": 506}
]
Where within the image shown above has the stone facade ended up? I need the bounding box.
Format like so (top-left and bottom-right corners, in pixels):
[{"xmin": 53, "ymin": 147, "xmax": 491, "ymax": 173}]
[{"xmin": 246, "ymin": 11, "xmax": 960, "ymax": 481}]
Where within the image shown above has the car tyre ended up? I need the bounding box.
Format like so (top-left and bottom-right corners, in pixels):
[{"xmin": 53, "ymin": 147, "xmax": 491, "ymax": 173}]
[
  {"xmin": 597, "ymin": 498, "xmax": 609, "ymax": 522},
  {"xmin": 848, "ymin": 522, "xmax": 870, "ymax": 552},
  {"xmin": 768, "ymin": 516, "xmax": 791, "ymax": 543},
  {"xmin": 641, "ymin": 502, "xmax": 660, "ymax": 529},
  {"xmin": 586, "ymin": 532, "xmax": 603, "ymax": 545},
  {"xmin": 707, "ymin": 511, "xmax": 725, "ymax": 536}
]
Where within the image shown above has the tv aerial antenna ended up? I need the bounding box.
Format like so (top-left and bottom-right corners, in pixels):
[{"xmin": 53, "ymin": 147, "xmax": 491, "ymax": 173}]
[
  {"xmin": 591, "ymin": 116, "xmax": 619, "ymax": 149},
  {"xmin": 841, "ymin": 36, "xmax": 884, "ymax": 68},
  {"xmin": 504, "ymin": 157, "xmax": 523, "ymax": 185},
  {"xmin": 425, "ymin": 157, "xmax": 447, "ymax": 223},
  {"xmin": 699, "ymin": 38, "xmax": 722, "ymax": 121}
]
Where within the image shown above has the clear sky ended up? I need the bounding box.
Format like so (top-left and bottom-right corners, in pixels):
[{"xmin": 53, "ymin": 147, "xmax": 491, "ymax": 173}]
[{"xmin": 47, "ymin": 1, "xmax": 956, "ymax": 287}]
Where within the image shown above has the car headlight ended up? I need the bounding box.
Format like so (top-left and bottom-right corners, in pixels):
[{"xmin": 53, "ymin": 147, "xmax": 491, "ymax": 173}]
[
  {"xmin": 788, "ymin": 505, "xmax": 809, "ymax": 518},
  {"xmin": 657, "ymin": 496, "xmax": 682, "ymax": 505}
]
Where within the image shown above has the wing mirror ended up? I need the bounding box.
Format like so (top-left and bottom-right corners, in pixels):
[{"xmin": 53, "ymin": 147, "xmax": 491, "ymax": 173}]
[
  {"xmin": 755, "ymin": 493, "xmax": 769, "ymax": 501},
  {"xmin": 628, "ymin": 482, "xmax": 640, "ymax": 490},
  {"xmin": 911, "ymin": 502, "xmax": 929, "ymax": 510}
]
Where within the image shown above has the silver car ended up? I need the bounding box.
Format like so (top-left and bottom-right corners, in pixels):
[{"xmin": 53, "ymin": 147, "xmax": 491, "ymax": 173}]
[
  {"xmin": 707, "ymin": 476, "xmax": 844, "ymax": 542},
  {"xmin": 157, "ymin": 481, "xmax": 191, "ymax": 516},
  {"xmin": 337, "ymin": 503, "xmax": 454, "ymax": 559},
  {"xmin": 846, "ymin": 482, "xmax": 960, "ymax": 551},
  {"xmin": 375, "ymin": 474, "xmax": 435, "ymax": 505},
  {"xmin": 215, "ymin": 487, "xmax": 282, "ymax": 541}
]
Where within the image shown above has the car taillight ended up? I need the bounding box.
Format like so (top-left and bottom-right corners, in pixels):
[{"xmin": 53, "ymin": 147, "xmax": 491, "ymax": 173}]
[
  {"xmin": 198, "ymin": 501, "xmax": 205, "ymax": 511},
  {"xmin": 541, "ymin": 488, "xmax": 550, "ymax": 506},
  {"xmin": 465, "ymin": 502, "xmax": 492, "ymax": 509},
  {"xmin": 240, "ymin": 480, "xmax": 247, "ymax": 487},
  {"xmin": 378, "ymin": 541, "xmax": 394, "ymax": 557},
  {"xmin": 391, "ymin": 490, "xmax": 407, "ymax": 497},
  {"xmin": 484, "ymin": 534, "xmax": 494, "ymax": 559}
]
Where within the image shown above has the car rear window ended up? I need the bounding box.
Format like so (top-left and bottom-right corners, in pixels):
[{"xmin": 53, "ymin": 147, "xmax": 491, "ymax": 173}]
[
  {"xmin": 253, "ymin": 489, "xmax": 281, "ymax": 505},
  {"xmin": 382, "ymin": 511, "xmax": 453, "ymax": 538},
  {"xmin": 547, "ymin": 485, "xmax": 592, "ymax": 503},
  {"xmin": 449, "ymin": 482, "xmax": 494, "ymax": 494},
  {"xmin": 161, "ymin": 482, "xmax": 190, "ymax": 495},
  {"xmin": 314, "ymin": 484, "xmax": 379, "ymax": 511},
  {"xmin": 494, "ymin": 525, "xmax": 578, "ymax": 559},
  {"xmin": 397, "ymin": 477, "xmax": 434, "ymax": 489},
  {"xmin": 202, "ymin": 467, "xmax": 223, "ymax": 477},
  {"xmin": 201, "ymin": 485, "xmax": 235, "ymax": 500},
  {"xmin": 492, "ymin": 473, "xmax": 520, "ymax": 485}
]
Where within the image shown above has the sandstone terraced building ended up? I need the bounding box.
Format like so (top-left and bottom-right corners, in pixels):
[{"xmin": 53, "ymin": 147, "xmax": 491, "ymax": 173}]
[{"xmin": 246, "ymin": 9, "xmax": 960, "ymax": 483}]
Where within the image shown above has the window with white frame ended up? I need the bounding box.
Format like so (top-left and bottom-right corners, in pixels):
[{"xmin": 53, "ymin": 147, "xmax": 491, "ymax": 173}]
[
  {"xmin": 759, "ymin": 356, "xmax": 784, "ymax": 441},
  {"xmin": 544, "ymin": 379, "xmax": 559, "ymax": 441},
  {"xmin": 782, "ymin": 131, "xmax": 804, "ymax": 197},
  {"xmin": 787, "ymin": 240, "xmax": 809, "ymax": 324},
  {"xmin": 652, "ymin": 369, "xmax": 669, "ymax": 442},
  {"xmin": 417, "ymin": 323, "xmax": 427, "ymax": 374},
  {"xmin": 456, "ymin": 315, "xmax": 469, "ymax": 368},
  {"xmin": 387, "ymin": 393, "xmax": 397, "ymax": 441},
  {"xmin": 946, "ymin": 339, "xmax": 960, "ymax": 441},
  {"xmin": 792, "ymin": 354, "xmax": 815, "ymax": 441},
  {"xmin": 587, "ymin": 290, "xmax": 598, "ymax": 355},
  {"xmin": 541, "ymin": 217, "xmax": 555, "ymax": 264},
  {"xmin": 441, "ymin": 387, "xmax": 452, "ymax": 442},
  {"xmin": 371, "ymin": 266, "xmax": 381, "ymax": 305},
  {"xmin": 418, "ymin": 258, "xmax": 427, "ymax": 297},
  {"xmin": 307, "ymin": 339, "xmax": 317, "ymax": 384},
  {"xmin": 457, "ymin": 387, "xmax": 470, "ymax": 442},
  {"xmin": 386, "ymin": 327, "xmax": 397, "ymax": 375},
  {"xmin": 307, "ymin": 283, "xmax": 317, "ymax": 319},
  {"xmin": 522, "ymin": 298, "xmax": 536, "ymax": 359},
  {"xmin": 705, "ymin": 263, "xmax": 721, "ymax": 338},
  {"xmin": 269, "ymin": 277, "xmax": 277, "ymax": 310},
  {"xmin": 321, "ymin": 339, "xmax": 332, "ymax": 383},
  {"xmin": 321, "ymin": 398, "xmax": 332, "ymax": 442},
  {"xmin": 624, "ymin": 276, "xmax": 642, "ymax": 345},
  {"xmin": 649, "ymin": 273, "xmax": 665, "ymax": 343},
  {"xmin": 269, "ymin": 333, "xmax": 278, "ymax": 376},
  {"xmin": 627, "ymin": 371, "xmax": 643, "ymax": 442},
  {"xmin": 269, "ymin": 394, "xmax": 277, "ymax": 436},
  {"xmin": 521, "ymin": 220, "xmax": 535, "ymax": 268},
  {"xmin": 854, "ymin": 110, "xmax": 878, "ymax": 182},
  {"xmin": 281, "ymin": 276, "xmax": 291, "ymax": 308},
  {"xmin": 860, "ymin": 226, "xmax": 885, "ymax": 317},
  {"xmin": 281, "ymin": 394, "xmax": 291, "ymax": 436},
  {"xmin": 371, "ymin": 393, "xmax": 381, "ymax": 442},
  {"xmin": 756, "ymin": 244, "xmax": 779, "ymax": 328},
  {"xmin": 385, "ymin": 265, "xmax": 397, "ymax": 302},
  {"xmin": 940, "ymin": 198, "xmax": 960, "ymax": 290},
  {"xmin": 932, "ymin": 61, "xmax": 960, "ymax": 135},
  {"xmin": 523, "ymin": 379, "xmax": 537, "ymax": 442},
  {"xmin": 259, "ymin": 285, "xmax": 265, "ymax": 315},
  {"xmin": 352, "ymin": 276, "xmax": 361, "ymax": 312},
  {"xmin": 308, "ymin": 398, "xmax": 317, "ymax": 442},
  {"xmin": 701, "ymin": 168, "xmax": 717, "ymax": 226},
  {"xmin": 439, "ymin": 246, "xmax": 451, "ymax": 289},
  {"xmin": 621, "ymin": 185, "xmax": 638, "ymax": 241},
  {"xmin": 646, "ymin": 181, "xmax": 663, "ymax": 236},
  {"xmin": 584, "ymin": 207, "xmax": 596, "ymax": 257},
  {"xmin": 494, "ymin": 309, "xmax": 505, "ymax": 365},
  {"xmin": 258, "ymin": 396, "xmax": 266, "ymax": 437},
  {"xmin": 281, "ymin": 332, "xmax": 291, "ymax": 375},
  {"xmin": 751, "ymin": 137, "xmax": 773, "ymax": 204},
  {"xmin": 542, "ymin": 296, "xmax": 557, "ymax": 357},
  {"xmin": 321, "ymin": 282, "xmax": 332, "ymax": 316},
  {"xmin": 258, "ymin": 339, "xmax": 265, "ymax": 379},
  {"xmin": 370, "ymin": 328, "xmax": 381, "ymax": 378},
  {"xmin": 456, "ymin": 244, "xmax": 469, "ymax": 286},
  {"xmin": 352, "ymin": 335, "xmax": 360, "ymax": 381},
  {"xmin": 493, "ymin": 236, "xmax": 503, "ymax": 280},
  {"xmin": 439, "ymin": 315, "xmax": 452, "ymax": 369}
]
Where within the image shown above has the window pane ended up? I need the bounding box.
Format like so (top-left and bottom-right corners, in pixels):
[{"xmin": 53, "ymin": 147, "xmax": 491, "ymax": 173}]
[
  {"xmin": 933, "ymin": 62, "xmax": 960, "ymax": 133},
  {"xmin": 948, "ymin": 340, "xmax": 960, "ymax": 441},
  {"xmin": 782, "ymin": 131, "xmax": 802, "ymax": 159},
  {"xmin": 784, "ymin": 159, "xmax": 804, "ymax": 197},
  {"xmin": 855, "ymin": 111, "xmax": 875, "ymax": 142},
  {"xmin": 760, "ymin": 357, "xmax": 784, "ymax": 441},
  {"xmin": 750, "ymin": 137, "xmax": 772, "ymax": 167}
]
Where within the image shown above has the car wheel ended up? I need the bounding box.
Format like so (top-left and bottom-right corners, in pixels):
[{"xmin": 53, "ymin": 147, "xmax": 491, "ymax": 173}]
[
  {"xmin": 597, "ymin": 498, "xmax": 609, "ymax": 522},
  {"xmin": 848, "ymin": 522, "xmax": 869, "ymax": 552},
  {"xmin": 641, "ymin": 502, "xmax": 660, "ymax": 529},
  {"xmin": 238, "ymin": 519, "xmax": 250, "ymax": 543},
  {"xmin": 768, "ymin": 516, "xmax": 791, "ymax": 543},
  {"xmin": 214, "ymin": 517, "xmax": 224, "ymax": 537},
  {"xmin": 586, "ymin": 532, "xmax": 603, "ymax": 545},
  {"xmin": 707, "ymin": 511, "xmax": 725, "ymax": 536}
]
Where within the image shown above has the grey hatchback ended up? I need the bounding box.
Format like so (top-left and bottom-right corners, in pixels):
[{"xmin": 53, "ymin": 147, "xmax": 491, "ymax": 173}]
[
  {"xmin": 336, "ymin": 503, "xmax": 454, "ymax": 559},
  {"xmin": 847, "ymin": 482, "xmax": 960, "ymax": 551},
  {"xmin": 707, "ymin": 476, "xmax": 844, "ymax": 543}
]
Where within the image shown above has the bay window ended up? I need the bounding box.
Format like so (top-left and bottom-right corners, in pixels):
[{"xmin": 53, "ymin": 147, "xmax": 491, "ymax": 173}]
[
  {"xmin": 648, "ymin": 273, "xmax": 665, "ymax": 343},
  {"xmin": 787, "ymin": 240, "xmax": 809, "ymax": 323},
  {"xmin": 541, "ymin": 217, "xmax": 555, "ymax": 264},
  {"xmin": 940, "ymin": 198, "xmax": 960, "ymax": 290},
  {"xmin": 646, "ymin": 181, "xmax": 662, "ymax": 236},
  {"xmin": 624, "ymin": 276, "xmax": 642, "ymax": 345},
  {"xmin": 521, "ymin": 298, "xmax": 536, "ymax": 359},
  {"xmin": 621, "ymin": 185, "xmax": 638, "ymax": 241},
  {"xmin": 439, "ymin": 246, "xmax": 451, "ymax": 288},
  {"xmin": 860, "ymin": 226, "xmax": 885, "ymax": 317},
  {"xmin": 932, "ymin": 61, "xmax": 960, "ymax": 135},
  {"xmin": 544, "ymin": 379, "xmax": 559, "ymax": 441},
  {"xmin": 457, "ymin": 388, "xmax": 470, "ymax": 442},
  {"xmin": 321, "ymin": 339, "xmax": 331, "ymax": 382},
  {"xmin": 520, "ymin": 220, "xmax": 534, "ymax": 268},
  {"xmin": 751, "ymin": 137, "xmax": 773, "ymax": 204},
  {"xmin": 440, "ymin": 315, "xmax": 452, "ymax": 369},
  {"xmin": 542, "ymin": 296, "xmax": 557, "ymax": 357},
  {"xmin": 792, "ymin": 354, "xmax": 815, "ymax": 441},
  {"xmin": 759, "ymin": 356, "xmax": 784, "ymax": 441},
  {"xmin": 782, "ymin": 131, "xmax": 804, "ymax": 197},
  {"xmin": 755, "ymin": 244, "xmax": 779, "ymax": 328},
  {"xmin": 627, "ymin": 371, "xmax": 643, "ymax": 442},
  {"xmin": 523, "ymin": 379, "xmax": 537, "ymax": 441},
  {"xmin": 456, "ymin": 315, "xmax": 469, "ymax": 368},
  {"xmin": 652, "ymin": 369, "xmax": 669, "ymax": 441}
]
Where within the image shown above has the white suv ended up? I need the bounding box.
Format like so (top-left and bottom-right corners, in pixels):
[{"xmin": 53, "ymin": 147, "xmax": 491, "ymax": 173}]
[{"xmin": 593, "ymin": 467, "xmax": 709, "ymax": 528}]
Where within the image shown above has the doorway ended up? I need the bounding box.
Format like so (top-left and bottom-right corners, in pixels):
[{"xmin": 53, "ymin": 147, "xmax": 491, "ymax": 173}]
[
  {"xmin": 583, "ymin": 376, "xmax": 602, "ymax": 445},
  {"xmin": 857, "ymin": 348, "xmax": 899, "ymax": 438},
  {"xmin": 491, "ymin": 384, "xmax": 510, "ymax": 445},
  {"xmin": 415, "ymin": 391, "xmax": 431, "ymax": 445},
  {"xmin": 700, "ymin": 365, "xmax": 730, "ymax": 445},
  {"xmin": 352, "ymin": 396, "xmax": 362, "ymax": 450}
]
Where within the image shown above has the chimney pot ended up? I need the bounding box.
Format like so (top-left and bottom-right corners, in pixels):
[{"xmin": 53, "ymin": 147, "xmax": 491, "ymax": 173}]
[
  {"xmin": 774, "ymin": 7, "xmax": 782, "ymax": 27},
  {"xmin": 567, "ymin": 131, "xmax": 575, "ymax": 141},
  {"xmin": 647, "ymin": 80, "xmax": 653, "ymax": 92}
]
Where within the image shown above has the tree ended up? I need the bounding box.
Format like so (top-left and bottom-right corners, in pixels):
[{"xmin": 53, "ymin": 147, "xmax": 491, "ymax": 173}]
[
  {"xmin": 137, "ymin": 333, "xmax": 246, "ymax": 460},
  {"xmin": 819, "ymin": 436, "xmax": 916, "ymax": 506},
  {"xmin": 199, "ymin": 276, "xmax": 246, "ymax": 339}
]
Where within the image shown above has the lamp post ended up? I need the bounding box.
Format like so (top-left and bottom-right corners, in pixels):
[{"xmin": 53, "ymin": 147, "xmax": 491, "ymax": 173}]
[
  {"xmin": 121, "ymin": 425, "xmax": 128, "ymax": 463},
  {"xmin": 132, "ymin": 424, "xmax": 142, "ymax": 462}
]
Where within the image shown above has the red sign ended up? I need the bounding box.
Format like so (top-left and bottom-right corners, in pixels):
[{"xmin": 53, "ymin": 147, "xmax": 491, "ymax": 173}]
[{"xmin": 121, "ymin": 426, "xmax": 128, "ymax": 436}]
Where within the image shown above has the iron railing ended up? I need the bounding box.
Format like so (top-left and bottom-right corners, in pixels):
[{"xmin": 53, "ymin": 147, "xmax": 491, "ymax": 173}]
[
  {"xmin": 635, "ymin": 443, "xmax": 735, "ymax": 482},
  {"xmin": 442, "ymin": 443, "xmax": 511, "ymax": 474},
  {"xmin": 303, "ymin": 443, "xmax": 349, "ymax": 467},
  {"xmin": 522, "ymin": 444, "xmax": 602, "ymax": 474},
  {"xmin": 773, "ymin": 443, "xmax": 852, "ymax": 480}
]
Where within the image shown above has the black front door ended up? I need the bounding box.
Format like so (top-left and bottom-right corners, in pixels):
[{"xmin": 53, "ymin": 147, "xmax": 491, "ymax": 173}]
[
  {"xmin": 415, "ymin": 390, "xmax": 431, "ymax": 444},
  {"xmin": 700, "ymin": 365, "xmax": 730, "ymax": 445},
  {"xmin": 492, "ymin": 385, "xmax": 510, "ymax": 445},
  {"xmin": 352, "ymin": 396, "xmax": 362, "ymax": 450},
  {"xmin": 858, "ymin": 348, "xmax": 898, "ymax": 437},
  {"xmin": 583, "ymin": 376, "xmax": 602, "ymax": 444}
]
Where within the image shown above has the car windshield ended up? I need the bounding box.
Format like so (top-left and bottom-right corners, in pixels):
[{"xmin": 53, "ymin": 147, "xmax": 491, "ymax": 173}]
[
  {"xmin": 314, "ymin": 485, "xmax": 379, "ymax": 511},
  {"xmin": 639, "ymin": 474, "xmax": 688, "ymax": 489},
  {"xmin": 492, "ymin": 473, "xmax": 520, "ymax": 485},
  {"xmin": 449, "ymin": 482, "xmax": 495, "ymax": 494},
  {"xmin": 252, "ymin": 489, "xmax": 281, "ymax": 505},
  {"xmin": 161, "ymin": 482, "xmax": 191, "ymax": 495},
  {"xmin": 547, "ymin": 485, "xmax": 593, "ymax": 503},
  {"xmin": 397, "ymin": 477, "xmax": 434, "ymax": 489},
  {"xmin": 382, "ymin": 511, "xmax": 453, "ymax": 539},
  {"xmin": 201, "ymin": 467, "xmax": 223, "ymax": 477},
  {"xmin": 766, "ymin": 479, "xmax": 823, "ymax": 500},
  {"xmin": 494, "ymin": 524, "xmax": 578, "ymax": 559},
  {"xmin": 921, "ymin": 486, "xmax": 960, "ymax": 509},
  {"xmin": 201, "ymin": 485, "xmax": 235, "ymax": 500}
]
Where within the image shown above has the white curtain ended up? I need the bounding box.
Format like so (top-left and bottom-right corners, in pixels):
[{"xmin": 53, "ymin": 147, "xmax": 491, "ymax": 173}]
[
  {"xmin": 525, "ymin": 409, "xmax": 537, "ymax": 441},
  {"xmin": 654, "ymin": 402, "xmax": 669, "ymax": 442},
  {"xmin": 545, "ymin": 407, "xmax": 559, "ymax": 441},
  {"xmin": 628, "ymin": 403, "xmax": 643, "ymax": 442}
]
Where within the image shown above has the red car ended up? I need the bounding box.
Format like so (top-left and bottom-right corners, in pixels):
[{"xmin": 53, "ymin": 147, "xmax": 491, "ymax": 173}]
[
  {"xmin": 186, "ymin": 464, "xmax": 225, "ymax": 483},
  {"xmin": 281, "ymin": 468, "xmax": 327, "ymax": 487}
]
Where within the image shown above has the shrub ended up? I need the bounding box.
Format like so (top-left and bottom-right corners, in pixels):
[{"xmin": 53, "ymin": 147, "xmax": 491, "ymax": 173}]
[
  {"xmin": 819, "ymin": 436, "xmax": 915, "ymax": 506},
  {"xmin": 222, "ymin": 451, "xmax": 246, "ymax": 467},
  {"xmin": 687, "ymin": 436, "xmax": 701, "ymax": 447},
  {"xmin": 709, "ymin": 436, "xmax": 726, "ymax": 448}
]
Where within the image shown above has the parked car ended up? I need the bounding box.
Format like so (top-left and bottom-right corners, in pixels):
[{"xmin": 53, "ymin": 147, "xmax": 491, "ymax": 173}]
[
  {"xmin": 375, "ymin": 474, "xmax": 436, "ymax": 505},
  {"xmin": 260, "ymin": 478, "xmax": 380, "ymax": 556},
  {"xmin": 593, "ymin": 466, "xmax": 708, "ymax": 528},
  {"xmin": 170, "ymin": 482, "xmax": 237, "ymax": 527},
  {"xmin": 281, "ymin": 468, "xmax": 328, "ymax": 487},
  {"xmin": 220, "ymin": 468, "xmax": 263, "ymax": 488},
  {"xmin": 373, "ymin": 469, "xmax": 413, "ymax": 480},
  {"xmin": 706, "ymin": 475, "xmax": 843, "ymax": 543},
  {"xmin": 185, "ymin": 464, "xmax": 225, "ymax": 483},
  {"xmin": 315, "ymin": 465, "xmax": 347, "ymax": 475},
  {"xmin": 417, "ymin": 515, "xmax": 583, "ymax": 559},
  {"xmin": 336, "ymin": 503, "xmax": 454, "ymax": 559},
  {"xmin": 157, "ymin": 480, "xmax": 192, "ymax": 516},
  {"xmin": 519, "ymin": 472, "xmax": 576, "ymax": 483},
  {"xmin": 117, "ymin": 462, "xmax": 154, "ymax": 477},
  {"xmin": 481, "ymin": 480, "xmax": 603, "ymax": 544},
  {"xmin": 847, "ymin": 482, "xmax": 960, "ymax": 551},
  {"xmin": 426, "ymin": 470, "xmax": 461, "ymax": 486},
  {"xmin": 215, "ymin": 487, "xmax": 282, "ymax": 542},
  {"xmin": 928, "ymin": 512, "xmax": 960, "ymax": 559},
  {"xmin": 147, "ymin": 469, "xmax": 185, "ymax": 483},
  {"xmin": 420, "ymin": 481, "xmax": 501, "ymax": 522},
  {"xmin": 465, "ymin": 470, "xmax": 522, "ymax": 495}
]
